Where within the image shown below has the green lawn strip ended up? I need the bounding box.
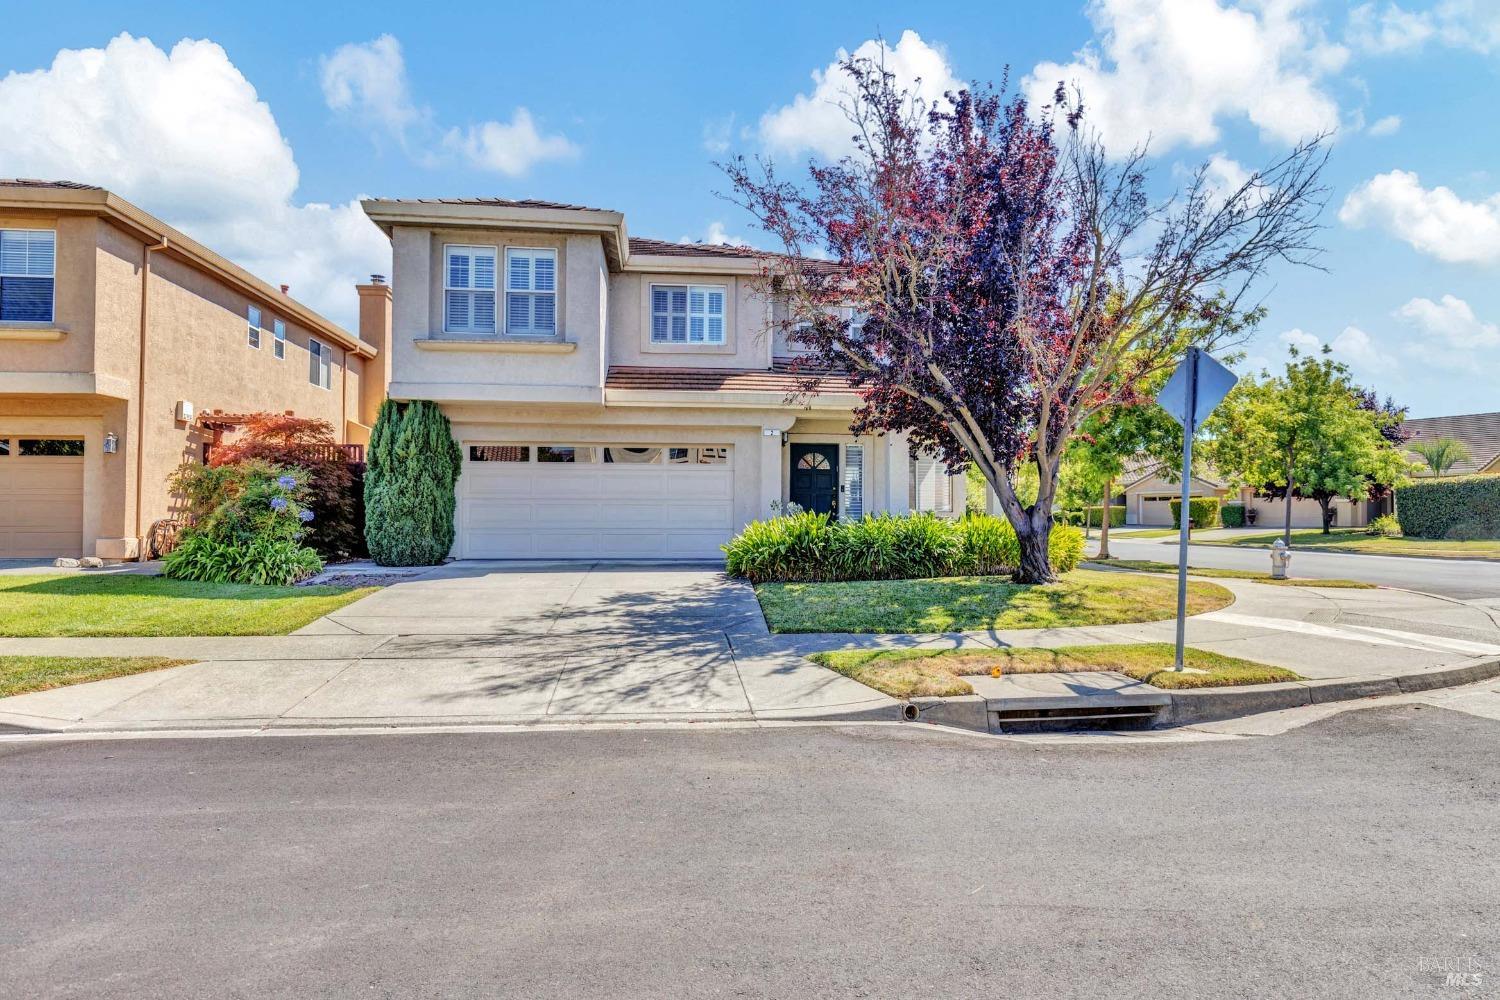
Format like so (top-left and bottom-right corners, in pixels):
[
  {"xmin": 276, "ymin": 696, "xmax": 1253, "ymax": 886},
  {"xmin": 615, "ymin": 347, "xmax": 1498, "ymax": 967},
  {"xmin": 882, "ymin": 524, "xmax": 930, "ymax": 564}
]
[
  {"xmin": 810, "ymin": 643, "xmax": 1302, "ymax": 699},
  {"xmin": 0, "ymin": 656, "xmax": 195, "ymax": 699},
  {"xmin": 1194, "ymin": 528, "xmax": 1500, "ymax": 561},
  {"xmin": 754, "ymin": 568, "xmax": 1233, "ymax": 634},
  {"xmin": 1088, "ymin": 559, "xmax": 1375, "ymax": 589},
  {"xmin": 0, "ymin": 575, "xmax": 378, "ymax": 637},
  {"xmin": 1103, "ymin": 528, "xmax": 1181, "ymax": 539}
]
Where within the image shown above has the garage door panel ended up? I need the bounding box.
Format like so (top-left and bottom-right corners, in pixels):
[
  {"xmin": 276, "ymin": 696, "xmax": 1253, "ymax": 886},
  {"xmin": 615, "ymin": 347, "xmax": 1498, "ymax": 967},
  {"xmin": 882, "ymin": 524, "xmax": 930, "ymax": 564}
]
[
  {"xmin": 458, "ymin": 444, "xmax": 734, "ymax": 560},
  {"xmin": 0, "ymin": 452, "xmax": 84, "ymax": 558}
]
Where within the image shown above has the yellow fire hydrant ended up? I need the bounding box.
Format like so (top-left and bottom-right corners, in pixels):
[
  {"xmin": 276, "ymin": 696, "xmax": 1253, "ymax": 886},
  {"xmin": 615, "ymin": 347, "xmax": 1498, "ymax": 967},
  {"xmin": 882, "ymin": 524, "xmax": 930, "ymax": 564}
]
[{"xmin": 1270, "ymin": 539, "xmax": 1292, "ymax": 580}]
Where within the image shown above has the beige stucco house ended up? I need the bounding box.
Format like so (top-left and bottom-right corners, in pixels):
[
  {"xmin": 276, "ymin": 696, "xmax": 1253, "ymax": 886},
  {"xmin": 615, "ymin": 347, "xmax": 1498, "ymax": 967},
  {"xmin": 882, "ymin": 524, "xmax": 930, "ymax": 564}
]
[
  {"xmin": 360, "ymin": 196, "xmax": 964, "ymax": 560},
  {"xmin": 1116, "ymin": 458, "xmax": 1375, "ymax": 528},
  {"xmin": 0, "ymin": 180, "xmax": 389, "ymax": 560}
]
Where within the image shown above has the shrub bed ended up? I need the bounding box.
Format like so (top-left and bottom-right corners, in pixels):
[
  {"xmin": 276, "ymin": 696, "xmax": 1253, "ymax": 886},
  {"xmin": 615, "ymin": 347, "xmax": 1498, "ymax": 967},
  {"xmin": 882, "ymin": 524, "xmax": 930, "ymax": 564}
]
[
  {"xmin": 1085, "ymin": 505, "xmax": 1127, "ymax": 528},
  {"xmin": 1395, "ymin": 476, "xmax": 1500, "ymax": 539},
  {"xmin": 164, "ymin": 460, "xmax": 323, "ymax": 585},
  {"xmin": 723, "ymin": 512, "xmax": 1084, "ymax": 583},
  {"xmin": 1220, "ymin": 503, "xmax": 1246, "ymax": 528},
  {"xmin": 1170, "ymin": 497, "xmax": 1222, "ymax": 529}
]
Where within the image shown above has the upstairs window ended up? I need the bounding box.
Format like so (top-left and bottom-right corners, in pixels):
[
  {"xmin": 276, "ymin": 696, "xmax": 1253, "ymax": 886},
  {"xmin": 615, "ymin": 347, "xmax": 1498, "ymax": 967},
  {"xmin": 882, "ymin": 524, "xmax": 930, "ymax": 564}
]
[
  {"xmin": 0, "ymin": 229, "xmax": 56, "ymax": 323},
  {"xmin": 247, "ymin": 305, "xmax": 261, "ymax": 348},
  {"xmin": 651, "ymin": 284, "xmax": 725, "ymax": 344},
  {"xmin": 272, "ymin": 318, "xmax": 286, "ymax": 359},
  {"xmin": 308, "ymin": 338, "xmax": 331, "ymax": 389},
  {"xmin": 506, "ymin": 248, "xmax": 557, "ymax": 336},
  {"xmin": 444, "ymin": 245, "xmax": 497, "ymax": 334}
]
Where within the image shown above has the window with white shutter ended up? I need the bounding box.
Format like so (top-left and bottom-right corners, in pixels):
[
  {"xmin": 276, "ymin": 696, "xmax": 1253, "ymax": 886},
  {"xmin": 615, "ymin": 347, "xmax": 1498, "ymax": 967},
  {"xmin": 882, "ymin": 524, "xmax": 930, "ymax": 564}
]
[
  {"xmin": 909, "ymin": 456, "xmax": 953, "ymax": 514},
  {"xmin": 308, "ymin": 338, "xmax": 331, "ymax": 389},
  {"xmin": 651, "ymin": 283, "xmax": 726, "ymax": 344},
  {"xmin": 0, "ymin": 229, "xmax": 56, "ymax": 323},
  {"xmin": 247, "ymin": 305, "xmax": 261, "ymax": 349},
  {"xmin": 444, "ymin": 245, "xmax": 498, "ymax": 334},
  {"xmin": 505, "ymin": 248, "xmax": 557, "ymax": 336},
  {"xmin": 272, "ymin": 318, "xmax": 286, "ymax": 359},
  {"xmin": 844, "ymin": 445, "xmax": 864, "ymax": 520}
]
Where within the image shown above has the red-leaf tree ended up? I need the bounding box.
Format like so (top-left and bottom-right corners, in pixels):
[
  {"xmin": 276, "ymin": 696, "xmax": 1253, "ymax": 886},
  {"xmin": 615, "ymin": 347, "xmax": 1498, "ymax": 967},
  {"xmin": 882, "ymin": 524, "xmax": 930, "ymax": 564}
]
[{"xmin": 724, "ymin": 57, "xmax": 1328, "ymax": 583}]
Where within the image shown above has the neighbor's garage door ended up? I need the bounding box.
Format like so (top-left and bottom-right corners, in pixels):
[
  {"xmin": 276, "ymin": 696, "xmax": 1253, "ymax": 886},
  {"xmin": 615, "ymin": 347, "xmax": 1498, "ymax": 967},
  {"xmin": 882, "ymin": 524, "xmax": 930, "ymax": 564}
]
[
  {"xmin": 458, "ymin": 444, "xmax": 734, "ymax": 559},
  {"xmin": 0, "ymin": 436, "xmax": 84, "ymax": 558}
]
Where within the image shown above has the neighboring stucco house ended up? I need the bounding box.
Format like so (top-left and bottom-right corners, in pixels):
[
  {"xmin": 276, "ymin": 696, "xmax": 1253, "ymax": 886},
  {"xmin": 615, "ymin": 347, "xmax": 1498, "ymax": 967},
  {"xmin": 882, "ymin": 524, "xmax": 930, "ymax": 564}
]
[
  {"xmin": 1402, "ymin": 412, "xmax": 1500, "ymax": 477},
  {"xmin": 0, "ymin": 180, "xmax": 389, "ymax": 560},
  {"xmin": 359, "ymin": 196, "xmax": 964, "ymax": 560},
  {"xmin": 1118, "ymin": 459, "xmax": 1230, "ymax": 526}
]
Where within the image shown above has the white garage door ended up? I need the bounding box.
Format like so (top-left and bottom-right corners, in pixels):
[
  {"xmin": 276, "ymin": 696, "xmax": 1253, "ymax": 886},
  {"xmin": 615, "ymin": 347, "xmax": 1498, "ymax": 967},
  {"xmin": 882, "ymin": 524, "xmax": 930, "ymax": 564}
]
[
  {"xmin": 458, "ymin": 444, "xmax": 734, "ymax": 559},
  {"xmin": 0, "ymin": 436, "xmax": 85, "ymax": 558}
]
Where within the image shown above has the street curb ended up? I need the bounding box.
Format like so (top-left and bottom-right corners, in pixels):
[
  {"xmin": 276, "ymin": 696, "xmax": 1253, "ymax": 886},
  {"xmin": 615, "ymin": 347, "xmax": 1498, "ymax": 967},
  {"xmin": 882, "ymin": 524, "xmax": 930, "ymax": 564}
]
[{"xmin": 909, "ymin": 695, "xmax": 988, "ymax": 733}]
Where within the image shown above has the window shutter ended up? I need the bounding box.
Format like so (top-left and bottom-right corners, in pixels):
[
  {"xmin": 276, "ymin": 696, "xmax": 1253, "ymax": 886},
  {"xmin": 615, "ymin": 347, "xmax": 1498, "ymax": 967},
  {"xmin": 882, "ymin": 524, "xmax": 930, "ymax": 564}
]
[{"xmin": 844, "ymin": 445, "xmax": 864, "ymax": 520}]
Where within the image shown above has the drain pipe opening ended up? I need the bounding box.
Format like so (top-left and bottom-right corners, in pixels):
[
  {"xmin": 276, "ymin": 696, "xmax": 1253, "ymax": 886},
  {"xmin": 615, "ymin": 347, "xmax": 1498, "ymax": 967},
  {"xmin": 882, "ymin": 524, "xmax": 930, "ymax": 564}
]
[{"xmin": 901, "ymin": 703, "xmax": 920, "ymax": 722}]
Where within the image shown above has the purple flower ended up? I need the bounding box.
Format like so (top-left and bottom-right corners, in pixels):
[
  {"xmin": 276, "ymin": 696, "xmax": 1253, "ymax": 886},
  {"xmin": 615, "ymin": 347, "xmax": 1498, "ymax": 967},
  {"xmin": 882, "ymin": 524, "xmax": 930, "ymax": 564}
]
[
  {"xmin": 277, "ymin": 474, "xmax": 297, "ymax": 489},
  {"xmin": 298, "ymin": 509, "xmax": 315, "ymax": 523},
  {"xmin": 270, "ymin": 496, "xmax": 289, "ymax": 511}
]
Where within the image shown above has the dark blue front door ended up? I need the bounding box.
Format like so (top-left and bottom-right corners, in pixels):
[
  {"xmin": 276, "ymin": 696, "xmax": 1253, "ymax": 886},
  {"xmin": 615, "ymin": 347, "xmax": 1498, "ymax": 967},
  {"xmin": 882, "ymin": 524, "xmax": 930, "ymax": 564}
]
[{"xmin": 789, "ymin": 444, "xmax": 839, "ymax": 516}]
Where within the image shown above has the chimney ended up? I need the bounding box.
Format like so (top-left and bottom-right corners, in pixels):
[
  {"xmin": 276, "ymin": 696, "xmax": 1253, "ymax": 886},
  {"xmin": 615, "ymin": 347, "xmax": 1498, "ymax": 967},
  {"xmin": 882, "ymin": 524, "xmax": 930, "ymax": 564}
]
[
  {"xmin": 355, "ymin": 276, "xmax": 393, "ymax": 430},
  {"xmin": 279, "ymin": 283, "xmax": 290, "ymax": 294}
]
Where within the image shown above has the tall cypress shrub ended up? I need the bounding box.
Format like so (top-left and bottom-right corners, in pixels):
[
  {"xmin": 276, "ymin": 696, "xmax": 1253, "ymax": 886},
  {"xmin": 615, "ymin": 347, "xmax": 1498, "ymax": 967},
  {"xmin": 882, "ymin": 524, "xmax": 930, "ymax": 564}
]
[{"xmin": 364, "ymin": 399, "xmax": 463, "ymax": 565}]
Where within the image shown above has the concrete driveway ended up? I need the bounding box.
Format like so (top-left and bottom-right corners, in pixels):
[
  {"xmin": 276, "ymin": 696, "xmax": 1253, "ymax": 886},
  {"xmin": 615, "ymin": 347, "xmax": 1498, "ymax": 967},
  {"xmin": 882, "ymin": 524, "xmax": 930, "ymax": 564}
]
[{"xmin": 0, "ymin": 562, "xmax": 898, "ymax": 732}]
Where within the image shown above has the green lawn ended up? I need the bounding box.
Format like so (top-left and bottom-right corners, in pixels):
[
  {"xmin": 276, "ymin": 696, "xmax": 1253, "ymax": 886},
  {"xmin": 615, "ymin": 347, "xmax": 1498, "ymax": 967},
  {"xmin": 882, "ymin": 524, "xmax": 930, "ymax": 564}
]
[
  {"xmin": 1089, "ymin": 559, "xmax": 1376, "ymax": 588},
  {"xmin": 1103, "ymin": 527, "xmax": 1181, "ymax": 539},
  {"xmin": 754, "ymin": 569, "xmax": 1234, "ymax": 634},
  {"xmin": 811, "ymin": 643, "xmax": 1302, "ymax": 699},
  {"xmin": 1196, "ymin": 528, "xmax": 1500, "ymax": 561},
  {"xmin": 0, "ymin": 655, "xmax": 195, "ymax": 698},
  {"xmin": 0, "ymin": 575, "xmax": 378, "ymax": 637}
]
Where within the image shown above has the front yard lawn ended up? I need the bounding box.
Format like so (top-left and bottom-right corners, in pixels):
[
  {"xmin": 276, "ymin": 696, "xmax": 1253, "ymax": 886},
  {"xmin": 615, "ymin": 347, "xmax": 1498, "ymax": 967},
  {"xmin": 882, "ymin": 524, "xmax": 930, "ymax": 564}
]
[
  {"xmin": 811, "ymin": 643, "xmax": 1302, "ymax": 699},
  {"xmin": 1090, "ymin": 559, "xmax": 1376, "ymax": 588},
  {"xmin": 0, "ymin": 656, "xmax": 194, "ymax": 699},
  {"xmin": 755, "ymin": 569, "xmax": 1233, "ymax": 633},
  {"xmin": 1198, "ymin": 528, "xmax": 1500, "ymax": 561},
  {"xmin": 0, "ymin": 575, "xmax": 378, "ymax": 637}
]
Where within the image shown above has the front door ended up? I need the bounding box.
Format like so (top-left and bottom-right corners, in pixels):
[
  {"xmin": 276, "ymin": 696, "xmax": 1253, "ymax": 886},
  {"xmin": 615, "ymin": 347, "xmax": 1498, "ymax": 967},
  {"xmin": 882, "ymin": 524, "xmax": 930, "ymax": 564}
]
[{"xmin": 789, "ymin": 444, "xmax": 839, "ymax": 517}]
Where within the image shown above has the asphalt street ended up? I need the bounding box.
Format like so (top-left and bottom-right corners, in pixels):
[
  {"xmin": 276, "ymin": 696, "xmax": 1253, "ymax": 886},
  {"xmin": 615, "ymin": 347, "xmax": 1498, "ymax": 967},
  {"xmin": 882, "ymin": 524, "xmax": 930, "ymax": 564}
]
[
  {"xmin": 3, "ymin": 707, "xmax": 1498, "ymax": 999},
  {"xmin": 1100, "ymin": 535, "xmax": 1500, "ymax": 600}
]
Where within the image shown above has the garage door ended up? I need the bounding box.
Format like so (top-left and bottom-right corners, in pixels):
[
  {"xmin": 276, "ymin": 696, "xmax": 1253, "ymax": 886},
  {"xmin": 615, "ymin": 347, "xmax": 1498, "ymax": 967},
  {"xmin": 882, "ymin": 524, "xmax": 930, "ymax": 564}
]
[
  {"xmin": 459, "ymin": 444, "xmax": 734, "ymax": 559},
  {"xmin": 0, "ymin": 436, "xmax": 84, "ymax": 558}
]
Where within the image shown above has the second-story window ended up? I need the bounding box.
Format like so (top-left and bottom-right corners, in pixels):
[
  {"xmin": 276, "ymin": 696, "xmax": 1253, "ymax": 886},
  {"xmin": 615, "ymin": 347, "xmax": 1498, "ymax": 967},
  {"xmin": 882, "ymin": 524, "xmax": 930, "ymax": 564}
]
[
  {"xmin": 247, "ymin": 305, "xmax": 262, "ymax": 349},
  {"xmin": 651, "ymin": 284, "xmax": 726, "ymax": 345},
  {"xmin": 273, "ymin": 318, "xmax": 286, "ymax": 359},
  {"xmin": 308, "ymin": 338, "xmax": 331, "ymax": 389},
  {"xmin": 505, "ymin": 248, "xmax": 557, "ymax": 336},
  {"xmin": 0, "ymin": 229, "xmax": 56, "ymax": 323},
  {"xmin": 444, "ymin": 245, "xmax": 497, "ymax": 334}
]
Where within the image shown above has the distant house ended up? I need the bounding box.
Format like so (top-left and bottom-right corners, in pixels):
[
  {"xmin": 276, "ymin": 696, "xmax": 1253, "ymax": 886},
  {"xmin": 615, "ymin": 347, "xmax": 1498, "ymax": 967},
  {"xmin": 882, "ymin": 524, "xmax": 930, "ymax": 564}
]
[
  {"xmin": 1118, "ymin": 458, "xmax": 1229, "ymax": 526},
  {"xmin": 1402, "ymin": 412, "xmax": 1500, "ymax": 477}
]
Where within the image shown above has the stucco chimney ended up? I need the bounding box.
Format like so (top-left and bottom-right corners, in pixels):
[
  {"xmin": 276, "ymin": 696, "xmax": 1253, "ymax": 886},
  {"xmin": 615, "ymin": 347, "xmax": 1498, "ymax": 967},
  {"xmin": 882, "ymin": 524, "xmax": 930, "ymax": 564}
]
[{"xmin": 355, "ymin": 278, "xmax": 393, "ymax": 431}]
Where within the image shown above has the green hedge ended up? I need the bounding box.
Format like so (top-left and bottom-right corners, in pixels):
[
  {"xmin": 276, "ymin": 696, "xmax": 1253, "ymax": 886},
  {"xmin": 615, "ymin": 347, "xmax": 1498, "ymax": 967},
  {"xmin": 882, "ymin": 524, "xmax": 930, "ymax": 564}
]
[
  {"xmin": 1170, "ymin": 497, "xmax": 1221, "ymax": 529},
  {"xmin": 364, "ymin": 399, "xmax": 463, "ymax": 566},
  {"xmin": 1221, "ymin": 503, "xmax": 1246, "ymax": 528},
  {"xmin": 1085, "ymin": 505, "xmax": 1127, "ymax": 528},
  {"xmin": 1395, "ymin": 476, "xmax": 1500, "ymax": 539},
  {"xmin": 722, "ymin": 512, "xmax": 1085, "ymax": 583}
]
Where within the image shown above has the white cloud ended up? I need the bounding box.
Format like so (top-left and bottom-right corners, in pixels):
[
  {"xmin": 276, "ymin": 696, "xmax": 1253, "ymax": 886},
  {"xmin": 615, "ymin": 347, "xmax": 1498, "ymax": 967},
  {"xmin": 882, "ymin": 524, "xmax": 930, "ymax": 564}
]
[
  {"xmin": 678, "ymin": 222, "xmax": 749, "ymax": 247},
  {"xmin": 1366, "ymin": 114, "xmax": 1402, "ymax": 136},
  {"xmin": 1348, "ymin": 1, "xmax": 1500, "ymax": 56},
  {"xmin": 0, "ymin": 33, "xmax": 385, "ymax": 328},
  {"xmin": 1339, "ymin": 170, "xmax": 1500, "ymax": 265},
  {"xmin": 702, "ymin": 114, "xmax": 736, "ymax": 155},
  {"xmin": 443, "ymin": 109, "xmax": 579, "ymax": 176},
  {"xmin": 759, "ymin": 30, "xmax": 964, "ymax": 160},
  {"xmin": 1277, "ymin": 325, "xmax": 1395, "ymax": 371},
  {"xmin": 322, "ymin": 36, "xmax": 576, "ymax": 176},
  {"xmin": 319, "ymin": 34, "xmax": 422, "ymax": 141},
  {"xmin": 1396, "ymin": 294, "xmax": 1500, "ymax": 349},
  {"xmin": 1024, "ymin": 0, "xmax": 1347, "ymax": 157}
]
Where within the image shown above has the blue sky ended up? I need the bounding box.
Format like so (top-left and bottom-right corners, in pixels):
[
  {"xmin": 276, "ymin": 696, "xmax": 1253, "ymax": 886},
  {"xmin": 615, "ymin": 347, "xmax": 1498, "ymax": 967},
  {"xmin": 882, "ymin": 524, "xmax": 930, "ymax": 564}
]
[{"xmin": 2, "ymin": 1, "xmax": 1497, "ymax": 417}]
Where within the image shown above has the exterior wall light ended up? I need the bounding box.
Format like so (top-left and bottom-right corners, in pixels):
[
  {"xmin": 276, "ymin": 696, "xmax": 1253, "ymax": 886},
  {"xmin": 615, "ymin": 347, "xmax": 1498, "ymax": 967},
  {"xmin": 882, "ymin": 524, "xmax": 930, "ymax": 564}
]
[{"xmin": 103, "ymin": 432, "xmax": 118, "ymax": 454}]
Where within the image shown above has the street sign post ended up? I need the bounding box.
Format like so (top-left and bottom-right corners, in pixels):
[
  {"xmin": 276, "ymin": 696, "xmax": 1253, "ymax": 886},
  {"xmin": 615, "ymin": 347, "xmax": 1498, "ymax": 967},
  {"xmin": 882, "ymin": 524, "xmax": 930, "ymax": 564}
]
[{"xmin": 1156, "ymin": 348, "xmax": 1238, "ymax": 670}]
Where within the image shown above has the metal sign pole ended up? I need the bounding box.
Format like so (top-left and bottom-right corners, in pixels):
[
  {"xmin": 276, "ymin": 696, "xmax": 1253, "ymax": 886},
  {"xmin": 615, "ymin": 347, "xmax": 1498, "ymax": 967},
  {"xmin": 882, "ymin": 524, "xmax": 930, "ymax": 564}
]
[{"xmin": 1173, "ymin": 348, "xmax": 1200, "ymax": 671}]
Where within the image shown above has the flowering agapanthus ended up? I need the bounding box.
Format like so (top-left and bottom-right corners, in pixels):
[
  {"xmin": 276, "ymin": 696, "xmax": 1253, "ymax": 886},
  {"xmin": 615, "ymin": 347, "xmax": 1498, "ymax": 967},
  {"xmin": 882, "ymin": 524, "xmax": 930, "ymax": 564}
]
[
  {"xmin": 277, "ymin": 474, "xmax": 297, "ymax": 489},
  {"xmin": 298, "ymin": 509, "xmax": 315, "ymax": 523},
  {"xmin": 270, "ymin": 496, "xmax": 288, "ymax": 511}
]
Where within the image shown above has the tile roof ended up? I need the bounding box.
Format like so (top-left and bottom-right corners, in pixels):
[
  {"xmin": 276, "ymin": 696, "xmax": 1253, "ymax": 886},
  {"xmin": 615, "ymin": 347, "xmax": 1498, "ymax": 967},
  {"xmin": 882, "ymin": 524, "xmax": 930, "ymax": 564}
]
[
  {"xmin": 606, "ymin": 358, "xmax": 856, "ymax": 395},
  {"xmin": 1402, "ymin": 412, "xmax": 1500, "ymax": 474},
  {"xmin": 369, "ymin": 196, "xmax": 614, "ymax": 212},
  {"xmin": 1120, "ymin": 455, "xmax": 1225, "ymax": 489},
  {"xmin": 0, "ymin": 178, "xmax": 102, "ymax": 190}
]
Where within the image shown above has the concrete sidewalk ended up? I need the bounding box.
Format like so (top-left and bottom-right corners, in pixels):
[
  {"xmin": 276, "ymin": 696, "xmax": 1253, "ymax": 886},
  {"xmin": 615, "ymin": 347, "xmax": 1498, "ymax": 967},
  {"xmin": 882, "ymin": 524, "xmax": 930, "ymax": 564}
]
[{"xmin": 3, "ymin": 566, "xmax": 1499, "ymax": 735}]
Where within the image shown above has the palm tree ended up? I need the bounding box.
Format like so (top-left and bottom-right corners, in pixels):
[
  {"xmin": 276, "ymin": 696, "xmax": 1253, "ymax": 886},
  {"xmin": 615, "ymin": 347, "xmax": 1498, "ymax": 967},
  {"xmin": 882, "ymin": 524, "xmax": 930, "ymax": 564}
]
[{"xmin": 1410, "ymin": 436, "xmax": 1471, "ymax": 477}]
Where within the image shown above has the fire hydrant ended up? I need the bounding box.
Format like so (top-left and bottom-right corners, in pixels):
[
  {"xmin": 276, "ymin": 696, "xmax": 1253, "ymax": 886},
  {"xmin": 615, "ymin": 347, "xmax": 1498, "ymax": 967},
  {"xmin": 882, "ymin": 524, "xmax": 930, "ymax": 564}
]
[{"xmin": 1270, "ymin": 539, "xmax": 1292, "ymax": 580}]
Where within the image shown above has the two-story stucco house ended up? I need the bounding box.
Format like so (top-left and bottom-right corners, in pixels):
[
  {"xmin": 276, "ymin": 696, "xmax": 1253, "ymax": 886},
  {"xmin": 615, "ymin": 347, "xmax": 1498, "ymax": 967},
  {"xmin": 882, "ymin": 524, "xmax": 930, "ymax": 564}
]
[
  {"xmin": 360, "ymin": 197, "xmax": 964, "ymax": 560},
  {"xmin": 0, "ymin": 180, "xmax": 390, "ymax": 560}
]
